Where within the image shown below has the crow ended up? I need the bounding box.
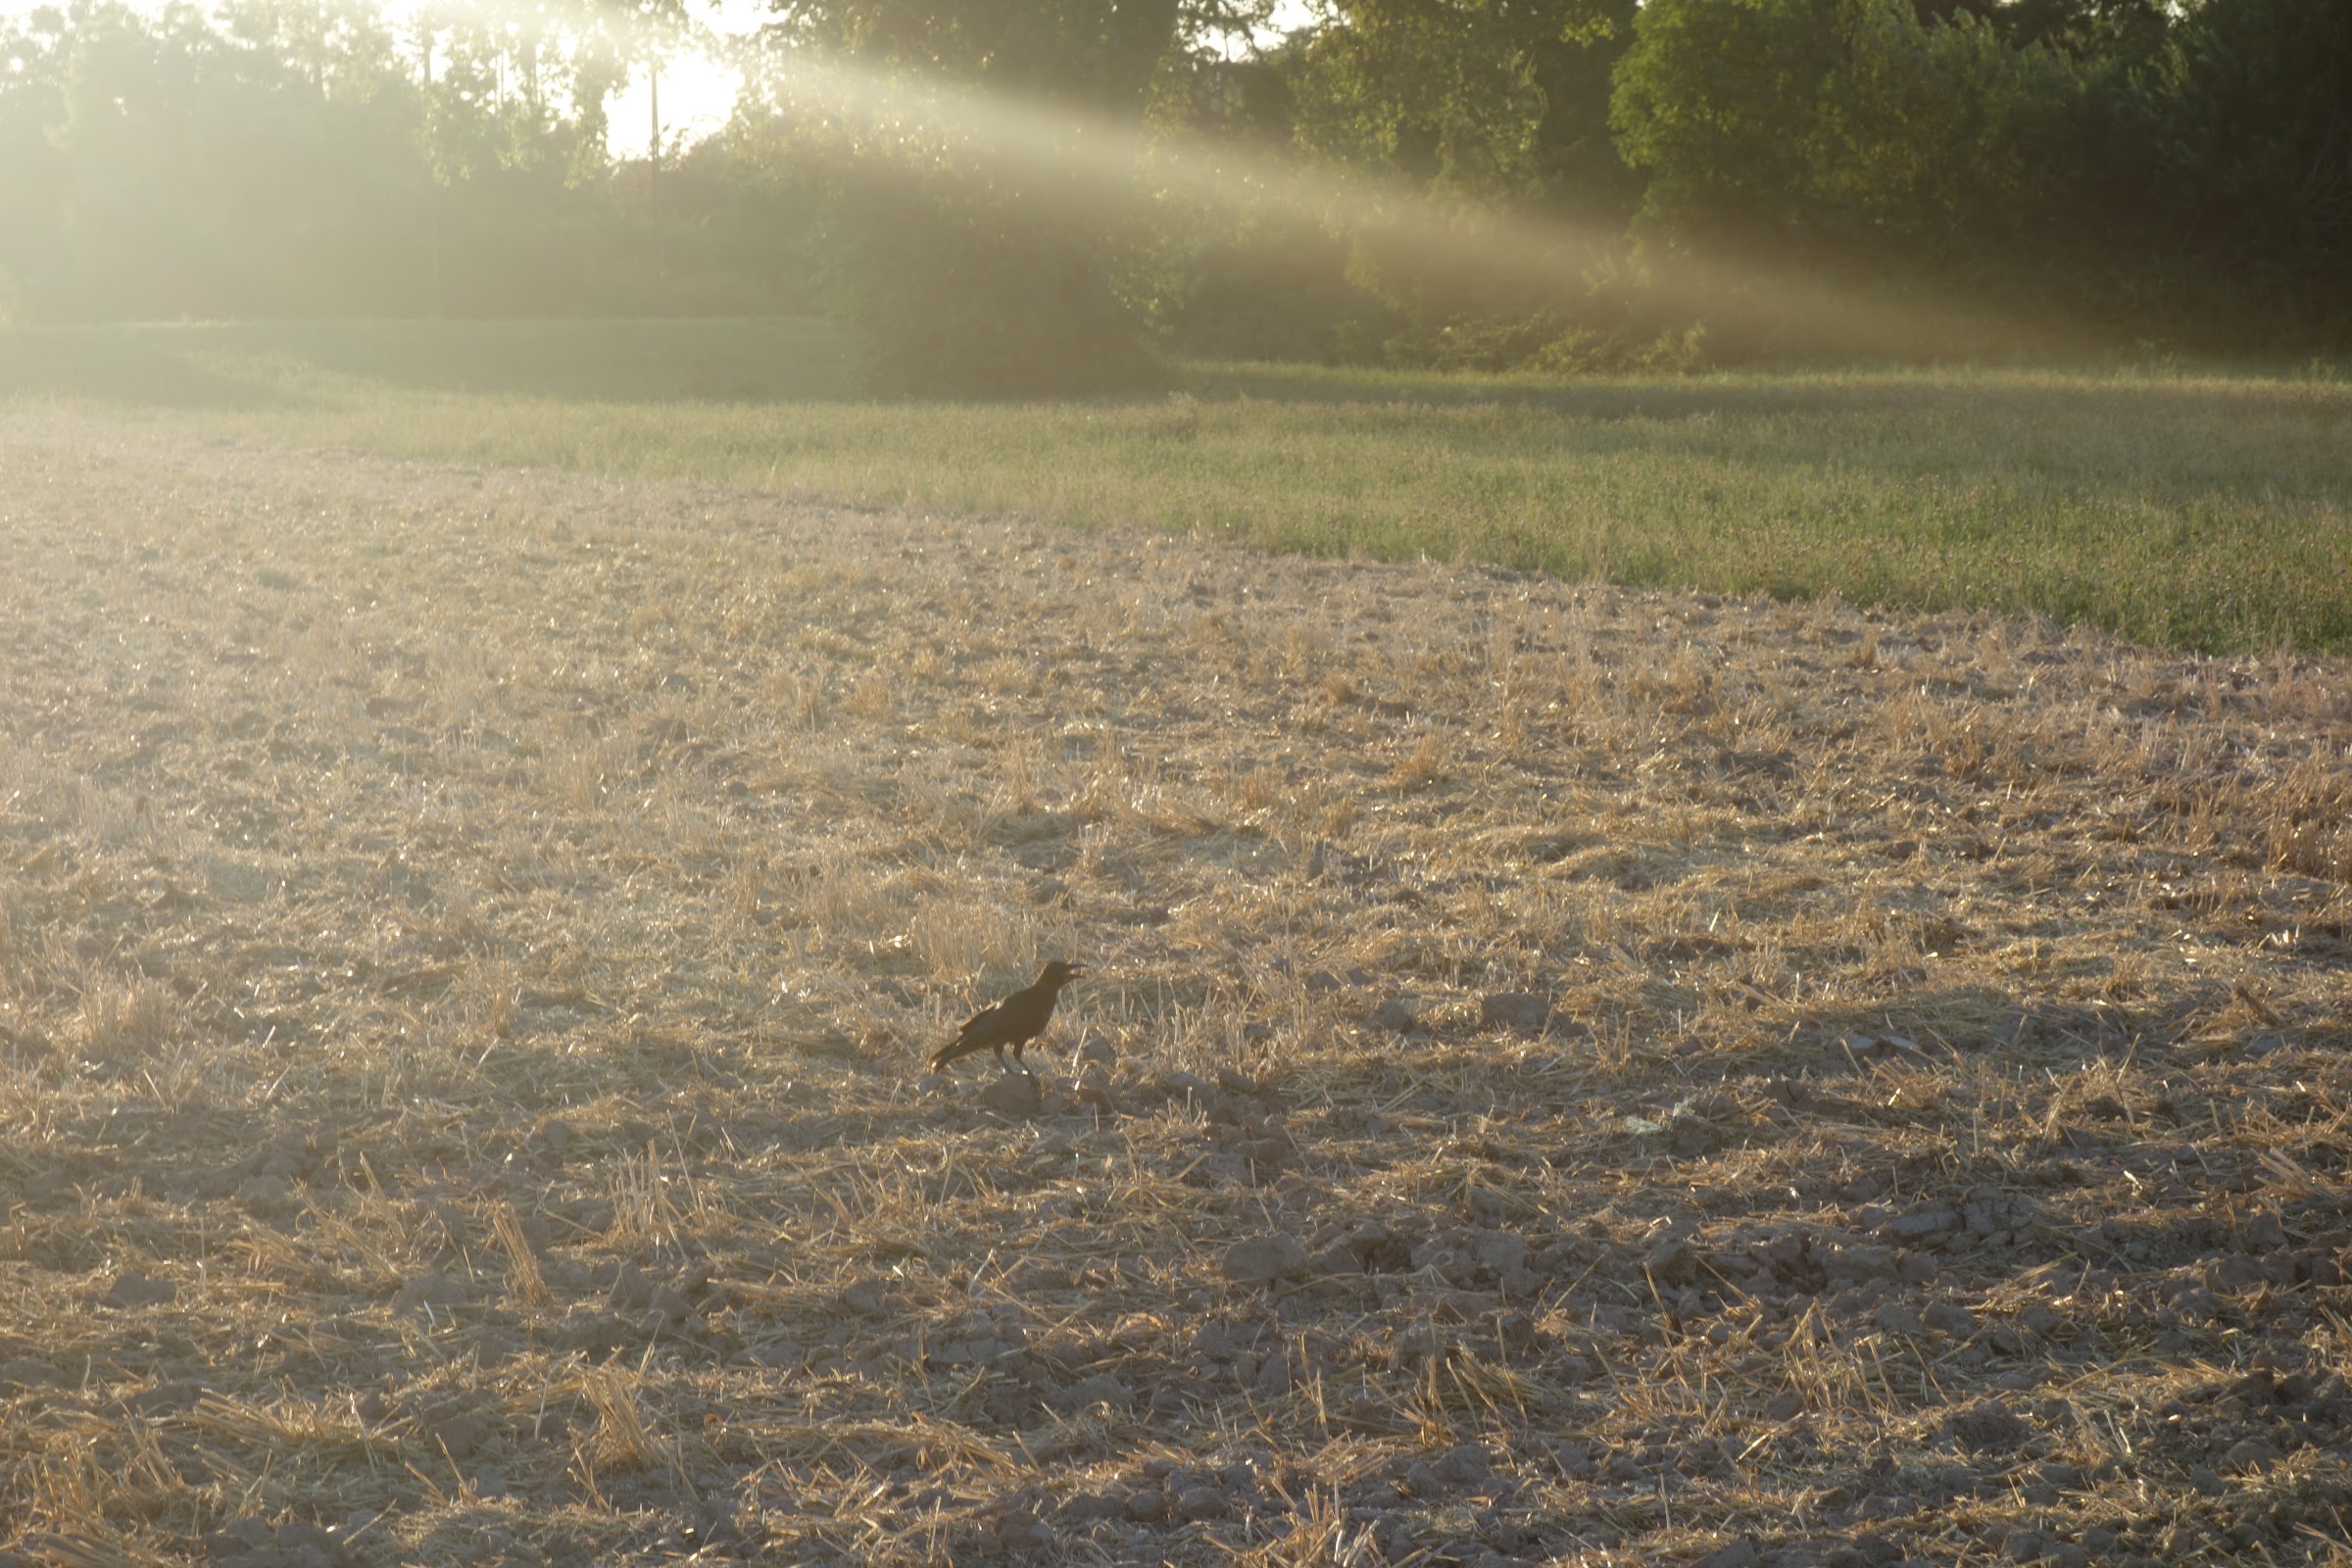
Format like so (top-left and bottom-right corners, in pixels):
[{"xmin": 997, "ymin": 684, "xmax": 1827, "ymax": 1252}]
[{"xmin": 930, "ymin": 960, "xmax": 1085, "ymax": 1075}]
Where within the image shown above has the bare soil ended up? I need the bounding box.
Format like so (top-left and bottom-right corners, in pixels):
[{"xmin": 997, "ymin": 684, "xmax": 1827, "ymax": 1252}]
[{"xmin": 2, "ymin": 413, "xmax": 2350, "ymax": 1568}]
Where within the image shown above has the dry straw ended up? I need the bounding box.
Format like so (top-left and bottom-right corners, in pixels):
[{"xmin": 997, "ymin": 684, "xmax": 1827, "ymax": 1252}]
[{"xmin": 0, "ymin": 415, "xmax": 2345, "ymax": 1564}]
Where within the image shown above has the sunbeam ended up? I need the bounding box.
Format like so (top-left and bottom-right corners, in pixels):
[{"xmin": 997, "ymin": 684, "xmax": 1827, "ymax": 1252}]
[{"xmin": 737, "ymin": 37, "xmax": 2027, "ymax": 362}]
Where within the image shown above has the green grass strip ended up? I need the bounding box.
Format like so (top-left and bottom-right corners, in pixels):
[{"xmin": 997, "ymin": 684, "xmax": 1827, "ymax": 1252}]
[{"xmin": 6, "ymin": 318, "xmax": 2346, "ymax": 655}]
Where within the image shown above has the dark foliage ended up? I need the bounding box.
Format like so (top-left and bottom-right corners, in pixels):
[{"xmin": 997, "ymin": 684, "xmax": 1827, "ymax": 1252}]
[{"xmin": 1, "ymin": 0, "xmax": 2343, "ymax": 370}]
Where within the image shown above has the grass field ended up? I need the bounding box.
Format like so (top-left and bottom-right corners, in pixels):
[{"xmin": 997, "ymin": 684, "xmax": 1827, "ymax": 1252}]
[
  {"xmin": 1, "ymin": 400, "xmax": 2349, "ymax": 1567},
  {"xmin": 3, "ymin": 318, "xmax": 2348, "ymax": 656}
]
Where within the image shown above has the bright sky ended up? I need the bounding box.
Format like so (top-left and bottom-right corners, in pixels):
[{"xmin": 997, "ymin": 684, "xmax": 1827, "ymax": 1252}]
[
  {"xmin": 0, "ymin": 0, "xmax": 762, "ymax": 158},
  {"xmin": 612, "ymin": 0, "xmax": 1312, "ymax": 156},
  {"xmin": 615, "ymin": 0, "xmax": 780, "ymax": 157},
  {"xmin": 1, "ymin": 0, "xmax": 1310, "ymax": 158},
  {"xmin": 611, "ymin": 17, "xmax": 757, "ymax": 159}
]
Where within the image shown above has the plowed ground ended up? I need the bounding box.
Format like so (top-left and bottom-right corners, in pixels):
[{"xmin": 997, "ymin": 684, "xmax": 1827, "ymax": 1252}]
[{"xmin": 3, "ymin": 414, "xmax": 2351, "ymax": 1568}]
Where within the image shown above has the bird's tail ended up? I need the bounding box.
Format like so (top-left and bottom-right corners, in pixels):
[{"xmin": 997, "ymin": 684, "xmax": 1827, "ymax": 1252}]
[{"xmin": 928, "ymin": 1038, "xmax": 973, "ymax": 1071}]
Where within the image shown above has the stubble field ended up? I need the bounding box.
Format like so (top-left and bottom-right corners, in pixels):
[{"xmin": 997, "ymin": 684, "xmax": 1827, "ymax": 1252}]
[{"xmin": 2, "ymin": 412, "xmax": 2351, "ymax": 1568}]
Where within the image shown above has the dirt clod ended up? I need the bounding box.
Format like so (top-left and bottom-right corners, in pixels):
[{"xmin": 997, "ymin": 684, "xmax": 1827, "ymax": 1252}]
[
  {"xmin": 1221, "ymin": 1234, "xmax": 1309, "ymax": 1284},
  {"xmin": 1923, "ymin": 1300, "xmax": 1977, "ymax": 1337},
  {"xmin": 979, "ymin": 1073, "xmax": 1046, "ymax": 1117},
  {"xmin": 100, "ymin": 1273, "xmax": 175, "ymax": 1310},
  {"xmin": 1947, "ymin": 1400, "xmax": 2033, "ymax": 1453},
  {"xmin": 391, "ymin": 1273, "xmax": 466, "ymax": 1313},
  {"xmin": 1479, "ymin": 992, "xmax": 1550, "ymax": 1033}
]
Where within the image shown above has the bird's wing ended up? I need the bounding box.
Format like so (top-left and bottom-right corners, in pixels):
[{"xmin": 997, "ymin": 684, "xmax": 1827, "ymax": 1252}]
[{"xmin": 956, "ymin": 999, "xmax": 1008, "ymax": 1040}]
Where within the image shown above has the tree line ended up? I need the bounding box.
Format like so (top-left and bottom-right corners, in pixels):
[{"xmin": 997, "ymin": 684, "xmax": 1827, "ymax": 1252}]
[
  {"xmin": 0, "ymin": 0, "xmax": 816, "ymax": 321},
  {"xmin": 3, "ymin": 0, "xmax": 2345, "ymax": 382}
]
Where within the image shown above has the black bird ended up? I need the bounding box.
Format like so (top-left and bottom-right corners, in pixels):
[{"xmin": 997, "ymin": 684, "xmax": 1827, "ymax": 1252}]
[{"xmin": 930, "ymin": 960, "xmax": 1086, "ymax": 1075}]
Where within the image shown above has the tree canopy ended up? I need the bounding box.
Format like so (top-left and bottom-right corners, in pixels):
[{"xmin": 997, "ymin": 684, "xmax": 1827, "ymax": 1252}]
[{"xmin": 1, "ymin": 0, "xmax": 2343, "ymax": 371}]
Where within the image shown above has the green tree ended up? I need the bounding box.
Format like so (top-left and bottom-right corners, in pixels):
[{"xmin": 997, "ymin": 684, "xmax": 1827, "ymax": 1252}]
[
  {"xmin": 747, "ymin": 0, "xmax": 1270, "ymax": 393},
  {"xmin": 1610, "ymin": 0, "xmax": 2095, "ymax": 354},
  {"xmin": 1805, "ymin": 0, "xmax": 2082, "ymax": 269},
  {"xmin": 1274, "ymin": 0, "xmax": 1638, "ymax": 365},
  {"xmin": 1610, "ymin": 0, "xmax": 2348, "ymax": 354},
  {"xmin": 1608, "ymin": 0, "xmax": 1841, "ymax": 257},
  {"xmin": 0, "ymin": 6, "xmax": 72, "ymax": 318},
  {"xmin": 2109, "ymin": 0, "xmax": 2352, "ymax": 345},
  {"xmin": 1293, "ymin": 0, "xmax": 1633, "ymax": 207}
]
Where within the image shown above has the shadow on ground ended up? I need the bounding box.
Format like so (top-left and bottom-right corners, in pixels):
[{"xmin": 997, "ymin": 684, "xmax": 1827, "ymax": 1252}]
[{"xmin": 0, "ymin": 318, "xmax": 860, "ymax": 409}]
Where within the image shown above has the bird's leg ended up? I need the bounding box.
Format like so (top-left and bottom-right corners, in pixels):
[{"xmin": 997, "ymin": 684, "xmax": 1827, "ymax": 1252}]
[{"xmin": 1013, "ymin": 1043, "xmax": 1033, "ymax": 1078}]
